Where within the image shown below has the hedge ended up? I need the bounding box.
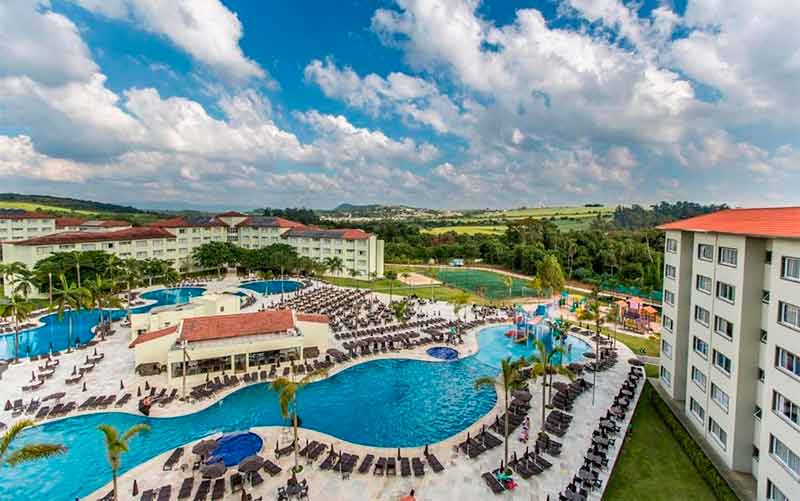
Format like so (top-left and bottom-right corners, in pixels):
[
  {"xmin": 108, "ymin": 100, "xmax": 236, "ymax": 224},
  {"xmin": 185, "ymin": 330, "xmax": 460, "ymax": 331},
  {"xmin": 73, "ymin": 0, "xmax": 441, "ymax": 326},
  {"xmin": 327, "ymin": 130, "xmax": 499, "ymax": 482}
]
[{"xmin": 648, "ymin": 384, "xmax": 740, "ymax": 501}]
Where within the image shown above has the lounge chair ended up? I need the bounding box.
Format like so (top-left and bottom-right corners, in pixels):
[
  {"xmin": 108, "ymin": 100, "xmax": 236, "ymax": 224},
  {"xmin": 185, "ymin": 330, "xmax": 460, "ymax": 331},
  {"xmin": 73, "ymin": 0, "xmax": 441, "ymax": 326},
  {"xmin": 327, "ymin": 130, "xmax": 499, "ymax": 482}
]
[
  {"xmin": 177, "ymin": 478, "xmax": 194, "ymax": 499},
  {"xmin": 210, "ymin": 478, "xmax": 225, "ymax": 500},
  {"xmin": 412, "ymin": 457, "xmax": 425, "ymax": 477},
  {"xmin": 373, "ymin": 457, "xmax": 386, "ymax": 475},
  {"xmin": 163, "ymin": 447, "xmax": 184, "ymax": 470},
  {"xmin": 357, "ymin": 454, "xmax": 374, "ymax": 474},
  {"xmin": 426, "ymin": 453, "xmax": 444, "ymax": 473},
  {"xmin": 482, "ymin": 472, "xmax": 505, "ymax": 494},
  {"xmin": 157, "ymin": 485, "xmax": 172, "ymax": 501},
  {"xmin": 230, "ymin": 473, "xmax": 243, "ymax": 493},
  {"xmin": 400, "ymin": 457, "xmax": 411, "ymax": 477},
  {"xmin": 140, "ymin": 489, "xmax": 155, "ymax": 501},
  {"xmin": 250, "ymin": 471, "xmax": 264, "ymax": 487},
  {"xmin": 193, "ymin": 480, "xmax": 210, "ymax": 501},
  {"xmin": 275, "ymin": 440, "xmax": 295, "ymax": 459},
  {"xmin": 262, "ymin": 459, "xmax": 282, "ymax": 476},
  {"xmin": 299, "ymin": 440, "xmax": 317, "ymax": 457},
  {"xmin": 386, "ymin": 457, "xmax": 397, "ymax": 476},
  {"xmin": 319, "ymin": 450, "xmax": 338, "ymax": 470}
]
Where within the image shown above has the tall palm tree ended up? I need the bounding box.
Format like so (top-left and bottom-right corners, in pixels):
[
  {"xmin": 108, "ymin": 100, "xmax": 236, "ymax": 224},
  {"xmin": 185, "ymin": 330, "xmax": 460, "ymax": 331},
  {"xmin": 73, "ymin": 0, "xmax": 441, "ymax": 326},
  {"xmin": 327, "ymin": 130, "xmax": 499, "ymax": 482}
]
[
  {"xmin": 324, "ymin": 257, "xmax": 344, "ymax": 277},
  {"xmin": 529, "ymin": 340, "xmax": 574, "ymax": 430},
  {"xmin": 503, "ymin": 275, "xmax": 513, "ymax": 298},
  {"xmin": 98, "ymin": 423, "xmax": 150, "ymax": 501},
  {"xmin": 0, "ymin": 419, "xmax": 66, "ymax": 467},
  {"xmin": 0, "ymin": 296, "xmax": 34, "ymax": 362},
  {"xmin": 10, "ymin": 266, "xmax": 35, "ymax": 299},
  {"xmin": 453, "ymin": 292, "xmax": 470, "ymax": 321},
  {"xmin": 51, "ymin": 274, "xmax": 90, "ymax": 352},
  {"xmin": 270, "ymin": 366, "xmax": 328, "ymax": 473},
  {"xmin": 64, "ymin": 251, "xmax": 93, "ymax": 288},
  {"xmin": 474, "ymin": 357, "xmax": 526, "ymax": 469},
  {"xmin": 390, "ymin": 300, "xmax": 408, "ymax": 325},
  {"xmin": 103, "ymin": 254, "xmax": 126, "ymax": 292},
  {"xmin": 348, "ymin": 268, "xmax": 359, "ymax": 279},
  {"xmin": 0, "ymin": 261, "xmax": 28, "ymax": 295},
  {"xmin": 119, "ymin": 258, "xmax": 142, "ymax": 318}
]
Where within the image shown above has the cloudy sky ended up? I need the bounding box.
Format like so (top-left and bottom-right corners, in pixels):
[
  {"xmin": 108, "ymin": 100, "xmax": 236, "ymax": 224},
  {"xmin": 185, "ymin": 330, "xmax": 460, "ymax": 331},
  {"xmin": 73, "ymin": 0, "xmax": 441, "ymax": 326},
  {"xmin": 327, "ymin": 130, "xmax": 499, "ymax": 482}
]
[{"xmin": 0, "ymin": 0, "xmax": 797, "ymax": 210}]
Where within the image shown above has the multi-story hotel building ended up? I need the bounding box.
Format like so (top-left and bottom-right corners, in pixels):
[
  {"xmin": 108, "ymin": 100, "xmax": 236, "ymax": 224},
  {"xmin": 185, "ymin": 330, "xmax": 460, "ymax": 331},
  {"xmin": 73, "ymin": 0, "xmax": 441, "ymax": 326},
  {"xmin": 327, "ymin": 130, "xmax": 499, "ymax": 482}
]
[
  {"xmin": 0, "ymin": 210, "xmax": 57, "ymax": 241},
  {"xmin": 658, "ymin": 207, "xmax": 800, "ymax": 501},
  {"xmin": 1, "ymin": 211, "xmax": 384, "ymax": 280}
]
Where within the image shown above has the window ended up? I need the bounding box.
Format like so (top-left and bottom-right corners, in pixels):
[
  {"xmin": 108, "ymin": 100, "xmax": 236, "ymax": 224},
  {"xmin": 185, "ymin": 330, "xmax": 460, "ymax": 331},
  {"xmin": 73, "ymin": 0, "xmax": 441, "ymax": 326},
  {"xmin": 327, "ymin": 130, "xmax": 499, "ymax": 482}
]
[
  {"xmin": 691, "ymin": 366, "xmax": 707, "ymax": 391},
  {"xmin": 759, "ymin": 368, "xmax": 765, "ymax": 382},
  {"xmin": 698, "ymin": 244, "xmax": 714, "ymax": 261},
  {"xmin": 666, "ymin": 238, "xmax": 678, "ymax": 253},
  {"xmin": 662, "ymin": 339, "xmax": 673, "ymax": 359},
  {"xmin": 713, "ymin": 350, "xmax": 732, "ymax": 375},
  {"xmin": 778, "ymin": 301, "xmax": 800, "ymax": 330},
  {"xmin": 776, "ymin": 347, "xmax": 800, "ymax": 379},
  {"xmin": 708, "ymin": 418, "xmax": 727, "ymax": 450},
  {"xmin": 782, "ymin": 257, "xmax": 800, "ymax": 281},
  {"xmin": 773, "ymin": 391, "xmax": 800, "ymax": 428},
  {"xmin": 711, "ymin": 383, "xmax": 730, "ymax": 412},
  {"xmin": 765, "ymin": 250, "xmax": 773, "ymax": 264},
  {"xmin": 716, "ymin": 281, "xmax": 735, "ymax": 303},
  {"xmin": 769, "ymin": 435, "xmax": 800, "ymax": 477},
  {"xmin": 718, "ymin": 246, "xmax": 738, "ymax": 267},
  {"xmin": 754, "ymin": 406, "xmax": 762, "ymax": 420},
  {"xmin": 762, "ymin": 290, "xmax": 771, "ymax": 304},
  {"xmin": 664, "ymin": 289, "xmax": 675, "ymax": 306},
  {"xmin": 767, "ymin": 480, "xmax": 789, "ymax": 501},
  {"xmin": 665, "ymin": 264, "xmax": 676, "ymax": 280},
  {"xmin": 694, "ymin": 337, "xmax": 709, "ymax": 358},
  {"xmin": 662, "ymin": 315, "xmax": 674, "ymax": 332},
  {"xmin": 695, "ymin": 305, "xmax": 710, "ymax": 326},
  {"xmin": 660, "ymin": 366, "xmax": 672, "ymax": 386},
  {"xmin": 761, "ymin": 329, "xmax": 768, "ymax": 344},
  {"xmin": 689, "ymin": 398, "xmax": 705, "ymax": 422},
  {"xmin": 714, "ymin": 316, "xmax": 734, "ymax": 339},
  {"xmin": 696, "ymin": 275, "xmax": 712, "ymax": 293}
]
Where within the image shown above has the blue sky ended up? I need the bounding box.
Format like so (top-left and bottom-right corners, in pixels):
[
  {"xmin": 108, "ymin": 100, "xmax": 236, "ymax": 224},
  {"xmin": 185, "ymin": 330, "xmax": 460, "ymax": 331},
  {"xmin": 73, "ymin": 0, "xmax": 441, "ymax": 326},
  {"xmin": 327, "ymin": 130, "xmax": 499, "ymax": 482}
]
[{"xmin": 0, "ymin": 0, "xmax": 797, "ymax": 210}]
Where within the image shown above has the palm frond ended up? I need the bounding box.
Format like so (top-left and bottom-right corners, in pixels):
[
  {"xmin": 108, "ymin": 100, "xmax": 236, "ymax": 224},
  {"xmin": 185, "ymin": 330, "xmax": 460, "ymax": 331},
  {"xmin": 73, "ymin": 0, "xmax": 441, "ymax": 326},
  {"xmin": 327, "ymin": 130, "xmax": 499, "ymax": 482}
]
[
  {"xmin": 277, "ymin": 387, "xmax": 295, "ymax": 418},
  {"xmin": 299, "ymin": 368, "xmax": 328, "ymax": 386},
  {"xmin": 97, "ymin": 424, "xmax": 119, "ymax": 446},
  {"xmin": 0, "ymin": 419, "xmax": 34, "ymax": 457},
  {"xmin": 4, "ymin": 443, "xmax": 66, "ymax": 466},
  {"xmin": 269, "ymin": 377, "xmax": 291, "ymax": 393},
  {"xmin": 121, "ymin": 423, "xmax": 150, "ymax": 443},
  {"xmin": 474, "ymin": 376, "xmax": 496, "ymax": 390}
]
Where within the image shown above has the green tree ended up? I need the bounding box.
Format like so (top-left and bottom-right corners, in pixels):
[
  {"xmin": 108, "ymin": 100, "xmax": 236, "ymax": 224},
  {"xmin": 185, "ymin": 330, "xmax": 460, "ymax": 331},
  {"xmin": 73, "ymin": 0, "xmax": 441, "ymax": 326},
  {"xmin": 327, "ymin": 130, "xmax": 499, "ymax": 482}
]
[
  {"xmin": 63, "ymin": 251, "xmax": 94, "ymax": 288},
  {"xmin": 349, "ymin": 268, "xmax": 359, "ymax": 279},
  {"xmin": 98, "ymin": 423, "xmax": 150, "ymax": 501},
  {"xmin": 51, "ymin": 274, "xmax": 91, "ymax": 351},
  {"xmin": 474, "ymin": 357, "xmax": 526, "ymax": 469},
  {"xmin": 270, "ymin": 367, "xmax": 328, "ymax": 473},
  {"xmin": 503, "ymin": 275, "xmax": 513, "ymax": 297},
  {"xmin": 0, "ymin": 419, "xmax": 66, "ymax": 467},
  {"xmin": 323, "ymin": 257, "xmax": 344, "ymax": 276},
  {"xmin": 0, "ymin": 296, "xmax": 35, "ymax": 362},
  {"xmin": 384, "ymin": 270, "xmax": 398, "ymax": 280},
  {"xmin": 529, "ymin": 339, "xmax": 574, "ymax": 430},
  {"xmin": 192, "ymin": 241, "xmax": 235, "ymax": 277},
  {"xmin": 390, "ymin": 300, "xmax": 408, "ymax": 325},
  {"xmin": 539, "ymin": 254, "xmax": 565, "ymax": 294}
]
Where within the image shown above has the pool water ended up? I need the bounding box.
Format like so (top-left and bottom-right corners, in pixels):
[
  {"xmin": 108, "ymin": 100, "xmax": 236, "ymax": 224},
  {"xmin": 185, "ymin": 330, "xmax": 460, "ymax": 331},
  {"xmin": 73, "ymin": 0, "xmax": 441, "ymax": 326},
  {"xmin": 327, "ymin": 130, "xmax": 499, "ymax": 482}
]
[
  {"xmin": 239, "ymin": 280, "xmax": 302, "ymax": 295},
  {"xmin": 0, "ymin": 324, "xmax": 587, "ymax": 500},
  {"xmin": 0, "ymin": 287, "xmax": 205, "ymax": 360},
  {"xmin": 208, "ymin": 432, "xmax": 263, "ymax": 467},
  {"xmin": 426, "ymin": 346, "xmax": 459, "ymax": 361}
]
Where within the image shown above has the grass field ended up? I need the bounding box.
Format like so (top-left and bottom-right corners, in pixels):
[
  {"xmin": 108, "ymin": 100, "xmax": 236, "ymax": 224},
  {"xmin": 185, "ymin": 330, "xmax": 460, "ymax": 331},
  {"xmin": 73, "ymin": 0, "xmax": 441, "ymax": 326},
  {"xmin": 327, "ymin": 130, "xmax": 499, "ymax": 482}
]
[
  {"xmin": 0, "ymin": 201, "xmax": 95, "ymax": 215},
  {"xmin": 604, "ymin": 383, "xmax": 716, "ymax": 501},
  {"xmin": 423, "ymin": 225, "xmax": 507, "ymax": 236},
  {"xmin": 474, "ymin": 205, "xmax": 614, "ymax": 220},
  {"xmin": 319, "ymin": 276, "xmax": 492, "ymax": 304}
]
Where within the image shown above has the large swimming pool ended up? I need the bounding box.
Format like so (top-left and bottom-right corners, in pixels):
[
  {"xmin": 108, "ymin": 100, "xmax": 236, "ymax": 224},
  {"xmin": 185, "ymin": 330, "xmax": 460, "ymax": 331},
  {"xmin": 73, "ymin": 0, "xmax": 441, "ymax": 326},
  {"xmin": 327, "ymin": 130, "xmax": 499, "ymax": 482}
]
[
  {"xmin": 0, "ymin": 287, "xmax": 205, "ymax": 360},
  {"xmin": 0, "ymin": 324, "xmax": 588, "ymax": 500},
  {"xmin": 239, "ymin": 280, "xmax": 302, "ymax": 295}
]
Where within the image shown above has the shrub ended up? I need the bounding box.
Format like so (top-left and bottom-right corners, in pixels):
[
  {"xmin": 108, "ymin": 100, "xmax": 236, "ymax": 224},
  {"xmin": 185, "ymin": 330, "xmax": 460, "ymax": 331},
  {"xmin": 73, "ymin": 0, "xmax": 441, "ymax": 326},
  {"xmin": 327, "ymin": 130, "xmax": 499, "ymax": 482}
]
[{"xmin": 648, "ymin": 384, "xmax": 739, "ymax": 501}]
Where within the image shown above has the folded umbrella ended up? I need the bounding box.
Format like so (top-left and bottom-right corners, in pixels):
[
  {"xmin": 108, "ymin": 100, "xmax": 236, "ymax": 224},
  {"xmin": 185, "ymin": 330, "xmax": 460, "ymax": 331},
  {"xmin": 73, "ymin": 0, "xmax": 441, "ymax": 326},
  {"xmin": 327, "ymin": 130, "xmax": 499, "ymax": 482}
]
[{"xmin": 201, "ymin": 461, "xmax": 226, "ymax": 478}]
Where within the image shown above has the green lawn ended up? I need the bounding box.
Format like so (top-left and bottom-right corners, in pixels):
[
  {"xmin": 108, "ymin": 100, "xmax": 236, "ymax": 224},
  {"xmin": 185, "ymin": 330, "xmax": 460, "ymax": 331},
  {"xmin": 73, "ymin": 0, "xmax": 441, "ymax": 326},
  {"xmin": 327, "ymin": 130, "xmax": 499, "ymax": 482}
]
[
  {"xmin": 475, "ymin": 205, "xmax": 614, "ymax": 219},
  {"xmin": 604, "ymin": 383, "xmax": 717, "ymax": 501},
  {"xmin": 644, "ymin": 364, "xmax": 659, "ymax": 378},
  {"xmin": 603, "ymin": 328, "xmax": 661, "ymax": 357},
  {"xmin": 0, "ymin": 200, "xmax": 95, "ymax": 215},
  {"xmin": 422, "ymin": 225, "xmax": 507, "ymax": 236}
]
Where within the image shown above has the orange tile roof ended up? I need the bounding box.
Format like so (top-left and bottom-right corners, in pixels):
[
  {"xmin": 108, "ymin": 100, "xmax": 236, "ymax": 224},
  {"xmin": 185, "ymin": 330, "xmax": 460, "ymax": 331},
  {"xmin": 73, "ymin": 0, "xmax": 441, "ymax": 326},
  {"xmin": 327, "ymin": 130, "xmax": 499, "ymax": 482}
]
[
  {"xmin": 0, "ymin": 210, "xmax": 53, "ymax": 220},
  {"xmin": 12, "ymin": 227, "xmax": 175, "ymax": 245},
  {"xmin": 129, "ymin": 325, "xmax": 178, "ymax": 348},
  {"xmin": 657, "ymin": 207, "xmax": 800, "ymax": 239},
  {"xmin": 55, "ymin": 217, "xmax": 85, "ymax": 228},
  {"xmin": 296, "ymin": 313, "xmax": 330, "ymax": 324},
  {"xmin": 180, "ymin": 310, "xmax": 295, "ymax": 343}
]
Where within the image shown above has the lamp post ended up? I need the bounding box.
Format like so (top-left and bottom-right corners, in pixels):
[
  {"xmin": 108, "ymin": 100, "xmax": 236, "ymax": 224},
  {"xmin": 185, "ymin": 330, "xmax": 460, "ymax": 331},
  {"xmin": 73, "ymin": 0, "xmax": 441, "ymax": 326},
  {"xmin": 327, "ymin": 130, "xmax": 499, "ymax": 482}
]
[{"xmin": 48, "ymin": 272, "xmax": 53, "ymax": 307}]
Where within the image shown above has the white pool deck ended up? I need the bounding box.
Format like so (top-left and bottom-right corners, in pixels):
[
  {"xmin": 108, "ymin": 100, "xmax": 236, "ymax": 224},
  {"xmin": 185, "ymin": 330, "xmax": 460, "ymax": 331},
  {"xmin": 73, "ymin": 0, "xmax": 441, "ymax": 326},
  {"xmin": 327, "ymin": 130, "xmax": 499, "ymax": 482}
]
[{"xmin": 0, "ymin": 277, "xmax": 644, "ymax": 501}]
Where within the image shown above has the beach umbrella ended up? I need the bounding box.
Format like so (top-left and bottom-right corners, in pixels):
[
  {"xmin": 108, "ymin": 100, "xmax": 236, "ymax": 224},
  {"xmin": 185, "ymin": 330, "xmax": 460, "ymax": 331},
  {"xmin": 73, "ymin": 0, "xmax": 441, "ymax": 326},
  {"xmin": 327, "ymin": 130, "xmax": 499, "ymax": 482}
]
[
  {"xmin": 72, "ymin": 366, "xmax": 77, "ymax": 376},
  {"xmin": 397, "ymin": 448, "xmax": 401, "ymax": 459},
  {"xmin": 30, "ymin": 371, "xmax": 35, "ymax": 382},
  {"xmin": 628, "ymin": 358, "xmax": 644, "ymax": 366},
  {"xmin": 193, "ymin": 439, "xmax": 217, "ymax": 457},
  {"xmin": 512, "ymin": 390, "xmax": 532, "ymax": 402},
  {"xmin": 132, "ymin": 480, "xmax": 138, "ymax": 496},
  {"xmin": 423, "ymin": 445, "xmax": 429, "ymax": 456},
  {"xmin": 120, "ymin": 380, "xmax": 125, "ymax": 390},
  {"xmin": 82, "ymin": 382, "xmax": 87, "ymax": 392},
  {"xmin": 201, "ymin": 461, "xmax": 226, "ymax": 478},
  {"xmin": 237, "ymin": 455, "xmax": 264, "ymax": 473},
  {"xmin": 137, "ymin": 386, "xmax": 142, "ymax": 397},
  {"xmin": 145, "ymin": 381, "xmax": 150, "ymax": 390},
  {"xmin": 4, "ymin": 400, "xmax": 11, "ymax": 411}
]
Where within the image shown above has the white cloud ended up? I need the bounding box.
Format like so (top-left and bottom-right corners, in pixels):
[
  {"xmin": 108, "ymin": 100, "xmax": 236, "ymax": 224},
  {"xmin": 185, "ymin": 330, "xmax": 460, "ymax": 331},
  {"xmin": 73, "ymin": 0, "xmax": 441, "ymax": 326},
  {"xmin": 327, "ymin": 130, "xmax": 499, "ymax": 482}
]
[
  {"xmin": 70, "ymin": 0, "xmax": 265, "ymax": 81},
  {"xmin": 0, "ymin": 0, "xmax": 97, "ymax": 86}
]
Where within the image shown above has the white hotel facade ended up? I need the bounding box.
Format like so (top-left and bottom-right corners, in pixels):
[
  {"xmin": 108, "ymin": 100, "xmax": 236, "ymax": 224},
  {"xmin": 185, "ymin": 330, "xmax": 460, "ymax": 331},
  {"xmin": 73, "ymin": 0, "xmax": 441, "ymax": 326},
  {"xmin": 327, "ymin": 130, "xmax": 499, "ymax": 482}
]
[
  {"xmin": 1, "ymin": 210, "xmax": 384, "ymax": 279},
  {"xmin": 657, "ymin": 207, "xmax": 800, "ymax": 501}
]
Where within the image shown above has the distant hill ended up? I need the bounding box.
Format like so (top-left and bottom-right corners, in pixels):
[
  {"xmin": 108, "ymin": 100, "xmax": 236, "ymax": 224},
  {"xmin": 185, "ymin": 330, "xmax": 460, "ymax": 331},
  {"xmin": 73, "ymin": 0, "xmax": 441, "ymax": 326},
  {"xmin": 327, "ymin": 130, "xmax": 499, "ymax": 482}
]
[
  {"xmin": 0, "ymin": 193, "xmax": 145, "ymax": 214},
  {"xmin": 332, "ymin": 203, "xmax": 386, "ymax": 212}
]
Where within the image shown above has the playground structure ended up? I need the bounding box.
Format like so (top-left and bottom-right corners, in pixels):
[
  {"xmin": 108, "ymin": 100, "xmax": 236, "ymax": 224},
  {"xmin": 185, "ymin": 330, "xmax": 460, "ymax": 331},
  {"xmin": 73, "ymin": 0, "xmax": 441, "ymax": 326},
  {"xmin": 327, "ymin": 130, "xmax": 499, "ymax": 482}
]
[
  {"xmin": 505, "ymin": 299, "xmax": 561, "ymax": 345},
  {"xmin": 614, "ymin": 297, "xmax": 659, "ymax": 334}
]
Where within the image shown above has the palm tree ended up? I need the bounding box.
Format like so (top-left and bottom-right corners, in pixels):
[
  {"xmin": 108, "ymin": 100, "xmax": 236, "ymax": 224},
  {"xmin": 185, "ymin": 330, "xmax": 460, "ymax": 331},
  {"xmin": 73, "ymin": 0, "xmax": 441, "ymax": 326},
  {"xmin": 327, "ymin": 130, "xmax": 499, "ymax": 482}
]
[
  {"xmin": 0, "ymin": 296, "xmax": 34, "ymax": 362},
  {"xmin": 10, "ymin": 265, "xmax": 35, "ymax": 299},
  {"xmin": 474, "ymin": 357, "xmax": 526, "ymax": 469},
  {"xmin": 270, "ymin": 366, "xmax": 328, "ymax": 473},
  {"xmin": 324, "ymin": 257, "xmax": 344, "ymax": 277},
  {"xmin": 51, "ymin": 274, "xmax": 90, "ymax": 352},
  {"xmin": 390, "ymin": 300, "xmax": 408, "ymax": 325},
  {"xmin": 348, "ymin": 268, "xmax": 359, "ymax": 279},
  {"xmin": 503, "ymin": 275, "xmax": 513, "ymax": 298},
  {"xmin": 87, "ymin": 277, "xmax": 123, "ymax": 338},
  {"xmin": 63, "ymin": 251, "xmax": 93, "ymax": 288},
  {"xmin": 98, "ymin": 423, "xmax": 150, "ymax": 501},
  {"xmin": 119, "ymin": 258, "xmax": 142, "ymax": 318},
  {"xmin": 0, "ymin": 419, "xmax": 66, "ymax": 467},
  {"xmin": 0, "ymin": 261, "xmax": 28, "ymax": 295},
  {"xmin": 529, "ymin": 340, "xmax": 574, "ymax": 430},
  {"xmin": 453, "ymin": 292, "xmax": 470, "ymax": 321}
]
